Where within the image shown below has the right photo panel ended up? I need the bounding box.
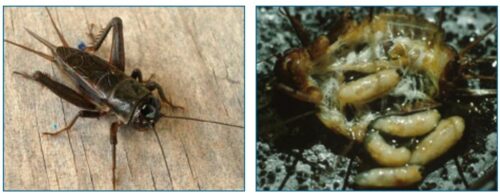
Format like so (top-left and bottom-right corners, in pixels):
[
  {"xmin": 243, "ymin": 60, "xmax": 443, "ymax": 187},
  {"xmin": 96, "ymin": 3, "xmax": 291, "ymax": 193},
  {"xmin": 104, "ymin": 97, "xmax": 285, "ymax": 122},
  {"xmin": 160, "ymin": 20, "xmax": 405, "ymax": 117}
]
[{"xmin": 257, "ymin": 6, "xmax": 497, "ymax": 190}]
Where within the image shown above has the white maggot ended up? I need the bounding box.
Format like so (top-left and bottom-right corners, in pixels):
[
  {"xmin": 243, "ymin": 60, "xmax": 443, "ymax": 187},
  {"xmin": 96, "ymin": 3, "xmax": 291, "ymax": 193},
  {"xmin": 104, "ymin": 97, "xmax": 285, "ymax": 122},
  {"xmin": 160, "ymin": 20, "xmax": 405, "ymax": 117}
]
[
  {"xmin": 409, "ymin": 116, "xmax": 465, "ymax": 165},
  {"xmin": 329, "ymin": 60, "xmax": 397, "ymax": 73},
  {"xmin": 372, "ymin": 109, "xmax": 441, "ymax": 137},
  {"xmin": 337, "ymin": 69, "xmax": 400, "ymax": 108},
  {"xmin": 355, "ymin": 165, "xmax": 423, "ymax": 187},
  {"xmin": 365, "ymin": 131, "xmax": 411, "ymax": 166},
  {"xmin": 317, "ymin": 108, "xmax": 376, "ymax": 142}
]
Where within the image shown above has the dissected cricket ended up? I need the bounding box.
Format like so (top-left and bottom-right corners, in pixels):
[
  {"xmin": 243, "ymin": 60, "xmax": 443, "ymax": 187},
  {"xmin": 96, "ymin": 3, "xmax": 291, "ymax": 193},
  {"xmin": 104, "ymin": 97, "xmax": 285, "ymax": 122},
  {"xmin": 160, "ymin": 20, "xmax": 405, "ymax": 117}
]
[
  {"xmin": 267, "ymin": 7, "xmax": 496, "ymax": 188},
  {"xmin": 6, "ymin": 8, "xmax": 242, "ymax": 190}
]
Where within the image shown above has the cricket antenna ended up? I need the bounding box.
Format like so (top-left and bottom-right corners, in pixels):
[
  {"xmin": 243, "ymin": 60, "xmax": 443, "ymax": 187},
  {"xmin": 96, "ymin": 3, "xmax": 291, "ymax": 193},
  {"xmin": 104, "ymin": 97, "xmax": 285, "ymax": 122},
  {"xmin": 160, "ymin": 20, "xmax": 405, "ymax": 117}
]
[
  {"xmin": 269, "ymin": 110, "xmax": 316, "ymax": 128},
  {"xmin": 459, "ymin": 24, "xmax": 497, "ymax": 58},
  {"xmin": 160, "ymin": 114, "xmax": 244, "ymax": 128}
]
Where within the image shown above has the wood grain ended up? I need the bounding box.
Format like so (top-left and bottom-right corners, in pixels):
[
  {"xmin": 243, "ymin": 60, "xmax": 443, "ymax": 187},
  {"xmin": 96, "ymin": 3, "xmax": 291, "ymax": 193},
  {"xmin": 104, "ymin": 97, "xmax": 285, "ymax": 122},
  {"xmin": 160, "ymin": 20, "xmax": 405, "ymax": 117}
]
[{"xmin": 4, "ymin": 7, "xmax": 244, "ymax": 190}]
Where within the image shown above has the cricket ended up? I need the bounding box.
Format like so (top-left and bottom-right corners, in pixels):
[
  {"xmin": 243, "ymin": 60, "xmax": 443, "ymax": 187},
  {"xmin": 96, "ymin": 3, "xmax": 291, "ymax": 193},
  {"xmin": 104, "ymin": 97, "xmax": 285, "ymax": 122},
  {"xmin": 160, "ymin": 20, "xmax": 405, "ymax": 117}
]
[{"xmin": 5, "ymin": 8, "xmax": 243, "ymax": 190}]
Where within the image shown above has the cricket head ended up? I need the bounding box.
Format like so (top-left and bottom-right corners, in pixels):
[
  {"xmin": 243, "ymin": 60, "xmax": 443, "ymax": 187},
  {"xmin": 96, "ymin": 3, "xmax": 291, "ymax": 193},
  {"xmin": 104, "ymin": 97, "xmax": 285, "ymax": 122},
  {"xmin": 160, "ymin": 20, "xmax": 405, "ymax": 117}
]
[{"xmin": 131, "ymin": 95, "xmax": 162, "ymax": 130}]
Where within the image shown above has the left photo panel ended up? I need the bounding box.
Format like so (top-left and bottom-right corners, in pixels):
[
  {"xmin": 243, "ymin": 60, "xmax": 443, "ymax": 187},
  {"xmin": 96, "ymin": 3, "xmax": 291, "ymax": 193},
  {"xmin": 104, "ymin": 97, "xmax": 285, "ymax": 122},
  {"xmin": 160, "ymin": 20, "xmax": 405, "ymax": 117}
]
[{"xmin": 4, "ymin": 6, "xmax": 244, "ymax": 191}]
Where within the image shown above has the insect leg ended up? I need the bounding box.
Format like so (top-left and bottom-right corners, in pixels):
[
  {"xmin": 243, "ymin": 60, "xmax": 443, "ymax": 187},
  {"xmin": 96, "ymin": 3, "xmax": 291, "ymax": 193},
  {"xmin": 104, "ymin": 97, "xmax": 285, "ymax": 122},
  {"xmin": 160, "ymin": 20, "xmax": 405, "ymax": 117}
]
[
  {"xmin": 87, "ymin": 17, "xmax": 125, "ymax": 71},
  {"xmin": 110, "ymin": 121, "xmax": 122, "ymax": 190},
  {"xmin": 459, "ymin": 24, "xmax": 497, "ymax": 58},
  {"xmin": 281, "ymin": 7, "xmax": 311, "ymax": 47},
  {"xmin": 85, "ymin": 23, "xmax": 99, "ymax": 50},
  {"xmin": 43, "ymin": 110, "xmax": 106, "ymax": 135},
  {"xmin": 14, "ymin": 71, "xmax": 96, "ymax": 110},
  {"xmin": 145, "ymin": 81, "xmax": 184, "ymax": 110},
  {"xmin": 327, "ymin": 7, "xmax": 351, "ymax": 43},
  {"xmin": 130, "ymin": 68, "xmax": 143, "ymax": 82},
  {"xmin": 437, "ymin": 7, "xmax": 446, "ymax": 28},
  {"xmin": 368, "ymin": 7, "xmax": 374, "ymax": 22},
  {"xmin": 275, "ymin": 83, "xmax": 322, "ymax": 104},
  {"xmin": 131, "ymin": 69, "xmax": 158, "ymax": 83}
]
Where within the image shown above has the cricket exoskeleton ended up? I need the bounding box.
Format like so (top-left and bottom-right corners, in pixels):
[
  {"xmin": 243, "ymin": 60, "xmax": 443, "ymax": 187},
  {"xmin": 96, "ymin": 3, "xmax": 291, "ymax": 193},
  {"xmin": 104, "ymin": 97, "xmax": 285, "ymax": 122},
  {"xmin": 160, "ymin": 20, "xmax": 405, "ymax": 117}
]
[
  {"xmin": 6, "ymin": 8, "xmax": 243, "ymax": 190},
  {"xmin": 270, "ymin": 8, "xmax": 496, "ymax": 188}
]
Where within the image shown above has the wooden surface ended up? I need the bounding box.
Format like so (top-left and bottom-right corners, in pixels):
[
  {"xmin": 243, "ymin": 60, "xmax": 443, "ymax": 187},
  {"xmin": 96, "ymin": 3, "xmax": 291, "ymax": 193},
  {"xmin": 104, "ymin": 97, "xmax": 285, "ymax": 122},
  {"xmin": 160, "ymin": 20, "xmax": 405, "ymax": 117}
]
[{"xmin": 4, "ymin": 7, "xmax": 244, "ymax": 190}]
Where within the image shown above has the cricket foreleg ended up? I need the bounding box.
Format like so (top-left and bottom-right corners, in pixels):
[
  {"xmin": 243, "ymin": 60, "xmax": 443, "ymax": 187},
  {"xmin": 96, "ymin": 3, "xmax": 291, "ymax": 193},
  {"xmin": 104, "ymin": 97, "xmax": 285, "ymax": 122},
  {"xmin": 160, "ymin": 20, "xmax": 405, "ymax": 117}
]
[
  {"xmin": 130, "ymin": 68, "xmax": 143, "ymax": 82},
  {"xmin": 130, "ymin": 68, "xmax": 183, "ymax": 110},
  {"xmin": 110, "ymin": 121, "xmax": 122, "ymax": 190},
  {"xmin": 145, "ymin": 81, "xmax": 184, "ymax": 110},
  {"xmin": 131, "ymin": 68, "xmax": 156, "ymax": 83},
  {"xmin": 133, "ymin": 69, "xmax": 184, "ymax": 109}
]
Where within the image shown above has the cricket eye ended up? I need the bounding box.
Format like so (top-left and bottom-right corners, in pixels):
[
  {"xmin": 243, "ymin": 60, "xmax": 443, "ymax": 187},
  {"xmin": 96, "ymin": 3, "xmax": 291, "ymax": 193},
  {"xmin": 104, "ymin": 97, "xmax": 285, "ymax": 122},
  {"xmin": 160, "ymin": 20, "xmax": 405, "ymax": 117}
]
[
  {"xmin": 136, "ymin": 96, "xmax": 161, "ymax": 128},
  {"xmin": 141, "ymin": 104, "xmax": 157, "ymax": 120}
]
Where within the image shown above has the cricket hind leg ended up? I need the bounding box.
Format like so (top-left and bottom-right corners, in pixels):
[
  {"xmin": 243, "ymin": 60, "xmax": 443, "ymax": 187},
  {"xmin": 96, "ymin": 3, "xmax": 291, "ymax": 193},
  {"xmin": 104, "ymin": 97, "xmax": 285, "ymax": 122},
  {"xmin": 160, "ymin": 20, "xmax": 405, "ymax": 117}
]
[
  {"xmin": 85, "ymin": 23, "xmax": 100, "ymax": 50},
  {"xmin": 13, "ymin": 71, "xmax": 107, "ymax": 135},
  {"xmin": 86, "ymin": 17, "xmax": 126, "ymax": 71},
  {"xmin": 14, "ymin": 71, "xmax": 96, "ymax": 110}
]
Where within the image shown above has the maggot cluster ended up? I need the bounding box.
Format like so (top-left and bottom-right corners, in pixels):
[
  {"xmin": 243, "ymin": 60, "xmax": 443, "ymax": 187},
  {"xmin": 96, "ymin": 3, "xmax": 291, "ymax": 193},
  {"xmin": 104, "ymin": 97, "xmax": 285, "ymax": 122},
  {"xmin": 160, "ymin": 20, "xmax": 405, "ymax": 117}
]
[{"xmin": 257, "ymin": 7, "xmax": 497, "ymax": 190}]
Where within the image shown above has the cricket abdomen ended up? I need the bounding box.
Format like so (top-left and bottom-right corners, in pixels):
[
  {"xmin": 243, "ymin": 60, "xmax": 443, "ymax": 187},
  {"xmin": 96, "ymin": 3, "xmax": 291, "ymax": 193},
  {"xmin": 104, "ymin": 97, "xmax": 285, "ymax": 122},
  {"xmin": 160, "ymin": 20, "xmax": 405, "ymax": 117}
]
[
  {"xmin": 56, "ymin": 47, "xmax": 119, "ymax": 90},
  {"xmin": 56, "ymin": 47, "xmax": 151, "ymax": 122}
]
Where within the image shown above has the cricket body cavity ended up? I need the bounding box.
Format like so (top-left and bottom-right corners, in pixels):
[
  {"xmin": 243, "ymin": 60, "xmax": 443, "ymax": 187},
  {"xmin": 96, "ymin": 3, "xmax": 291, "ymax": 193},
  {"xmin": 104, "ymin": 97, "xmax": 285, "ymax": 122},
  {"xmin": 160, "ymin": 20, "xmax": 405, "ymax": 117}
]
[{"xmin": 275, "ymin": 12, "xmax": 466, "ymax": 188}]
